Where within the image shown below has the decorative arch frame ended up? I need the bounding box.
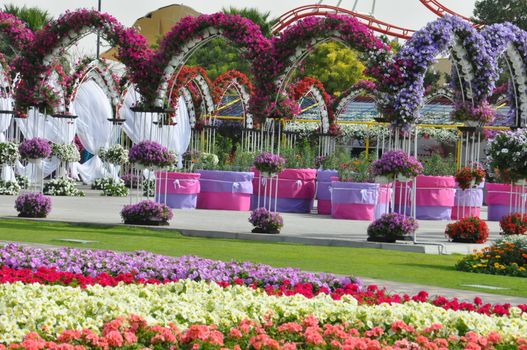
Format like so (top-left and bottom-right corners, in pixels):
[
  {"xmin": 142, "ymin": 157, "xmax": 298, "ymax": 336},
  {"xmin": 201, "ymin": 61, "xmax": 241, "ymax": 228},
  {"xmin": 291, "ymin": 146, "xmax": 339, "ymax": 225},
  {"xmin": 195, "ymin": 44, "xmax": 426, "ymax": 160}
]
[
  {"xmin": 269, "ymin": 15, "xmax": 392, "ymax": 119},
  {"xmin": 333, "ymin": 80, "xmax": 377, "ymax": 120},
  {"xmin": 168, "ymin": 66, "xmax": 214, "ymax": 127},
  {"xmin": 289, "ymin": 77, "xmax": 332, "ymax": 132},
  {"xmin": 423, "ymin": 88, "xmax": 455, "ymax": 105},
  {"xmin": 482, "ymin": 23, "xmax": 527, "ymax": 127},
  {"xmin": 0, "ymin": 53, "xmax": 12, "ymax": 99},
  {"xmin": 148, "ymin": 13, "xmax": 272, "ymax": 120},
  {"xmin": 0, "ymin": 12, "xmax": 34, "ymax": 54},
  {"xmin": 386, "ymin": 15, "xmax": 496, "ymax": 126},
  {"xmin": 65, "ymin": 58, "xmax": 121, "ymax": 113},
  {"xmin": 13, "ymin": 9, "xmax": 151, "ymax": 116},
  {"xmin": 213, "ymin": 70, "xmax": 254, "ymax": 129}
]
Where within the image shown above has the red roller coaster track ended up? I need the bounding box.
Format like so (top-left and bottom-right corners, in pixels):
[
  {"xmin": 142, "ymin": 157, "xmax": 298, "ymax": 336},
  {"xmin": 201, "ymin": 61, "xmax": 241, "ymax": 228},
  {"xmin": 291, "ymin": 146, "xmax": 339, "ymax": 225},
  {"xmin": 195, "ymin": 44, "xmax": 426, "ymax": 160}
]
[{"xmin": 272, "ymin": 1, "xmax": 477, "ymax": 38}]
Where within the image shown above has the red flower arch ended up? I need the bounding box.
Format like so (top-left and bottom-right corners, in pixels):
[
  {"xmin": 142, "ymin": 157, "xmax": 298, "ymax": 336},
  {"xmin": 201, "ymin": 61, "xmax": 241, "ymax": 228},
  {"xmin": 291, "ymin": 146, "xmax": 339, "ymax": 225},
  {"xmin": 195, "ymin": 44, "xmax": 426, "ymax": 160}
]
[{"xmin": 289, "ymin": 77, "xmax": 333, "ymax": 131}]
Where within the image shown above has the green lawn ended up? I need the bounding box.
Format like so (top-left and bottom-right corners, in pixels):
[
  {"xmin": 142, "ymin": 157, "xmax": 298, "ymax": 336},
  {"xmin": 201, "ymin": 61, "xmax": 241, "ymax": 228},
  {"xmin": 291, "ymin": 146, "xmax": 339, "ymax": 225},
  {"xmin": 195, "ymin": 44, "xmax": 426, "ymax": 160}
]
[{"xmin": 0, "ymin": 218, "xmax": 525, "ymax": 298}]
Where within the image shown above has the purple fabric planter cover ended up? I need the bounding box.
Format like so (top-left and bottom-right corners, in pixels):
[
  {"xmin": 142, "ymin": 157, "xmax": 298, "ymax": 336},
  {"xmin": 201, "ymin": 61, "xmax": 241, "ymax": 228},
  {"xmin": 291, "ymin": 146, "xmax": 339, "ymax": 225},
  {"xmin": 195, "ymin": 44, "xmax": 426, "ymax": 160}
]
[
  {"xmin": 316, "ymin": 170, "xmax": 338, "ymax": 215},
  {"xmin": 197, "ymin": 170, "xmax": 254, "ymax": 211},
  {"xmin": 486, "ymin": 183, "xmax": 527, "ymax": 221},
  {"xmin": 252, "ymin": 169, "xmax": 316, "ymax": 213},
  {"xmin": 375, "ymin": 184, "xmax": 392, "ymax": 219},
  {"xmin": 394, "ymin": 176, "xmax": 456, "ymax": 220},
  {"xmin": 155, "ymin": 172, "xmax": 201, "ymax": 209},
  {"xmin": 331, "ymin": 182, "xmax": 379, "ymax": 221},
  {"xmin": 451, "ymin": 183, "xmax": 484, "ymax": 220}
]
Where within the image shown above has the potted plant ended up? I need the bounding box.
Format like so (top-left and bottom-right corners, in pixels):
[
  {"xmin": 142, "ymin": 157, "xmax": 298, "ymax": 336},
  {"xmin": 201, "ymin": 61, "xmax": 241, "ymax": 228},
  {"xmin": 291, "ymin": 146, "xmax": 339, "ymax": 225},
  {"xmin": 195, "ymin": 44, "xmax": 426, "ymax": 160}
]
[
  {"xmin": 14, "ymin": 192, "xmax": 52, "ymax": 218},
  {"xmin": 499, "ymin": 213, "xmax": 527, "ymax": 236},
  {"xmin": 0, "ymin": 141, "xmax": 19, "ymax": 166},
  {"xmin": 445, "ymin": 216, "xmax": 489, "ymax": 243},
  {"xmin": 120, "ymin": 200, "xmax": 173, "ymax": 226},
  {"xmin": 52, "ymin": 143, "xmax": 80, "ymax": 177},
  {"xmin": 451, "ymin": 166, "xmax": 486, "ymax": 220},
  {"xmin": 128, "ymin": 141, "xmax": 175, "ymax": 170},
  {"xmin": 249, "ymin": 207, "xmax": 283, "ymax": 234},
  {"xmin": 18, "ymin": 137, "xmax": 52, "ymax": 164},
  {"xmin": 43, "ymin": 177, "xmax": 85, "ymax": 197},
  {"xmin": 367, "ymin": 213, "xmax": 418, "ymax": 243},
  {"xmin": 253, "ymin": 151, "xmax": 285, "ymax": 177},
  {"xmin": 371, "ymin": 150, "xmax": 423, "ymax": 183},
  {"xmin": 455, "ymin": 166, "xmax": 486, "ymax": 190}
]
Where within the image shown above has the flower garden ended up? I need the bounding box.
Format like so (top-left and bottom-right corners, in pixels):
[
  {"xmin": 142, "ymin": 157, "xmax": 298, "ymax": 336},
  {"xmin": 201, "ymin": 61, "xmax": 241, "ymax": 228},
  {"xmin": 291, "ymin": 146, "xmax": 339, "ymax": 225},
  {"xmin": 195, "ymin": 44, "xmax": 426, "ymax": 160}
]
[{"xmin": 2, "ymin": 2, "xmax": 527, "ymax": 348}]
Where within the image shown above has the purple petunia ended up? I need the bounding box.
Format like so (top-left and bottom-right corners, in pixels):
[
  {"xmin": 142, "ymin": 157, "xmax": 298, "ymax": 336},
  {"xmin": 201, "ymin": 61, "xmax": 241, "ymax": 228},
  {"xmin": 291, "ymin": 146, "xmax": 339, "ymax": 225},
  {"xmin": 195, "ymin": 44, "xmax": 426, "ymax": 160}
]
[
  {"xmin": 128, "ymin": 141, "xmax": 175, "ymax": 168},
  {"xmin": 371, "ymin": 151, "xmax": 423, "ymax": 179},
  {"xmin": 121, "ymin": 200, "xmax": 173, "ymax": 224},
  {"xmin": 254, "ymin": 152, "xmax": 286, "ymax": 175},
  {"xmin": 18, "ymin": 138, "xmax": 52, "ymax": 160},
  {"xmin": 14, "ymin": 192, "xmax": 52, "ymax": 218},
  {"xmin": 368, "ymin": 213, "xmax": 418, "ymax": 239}
]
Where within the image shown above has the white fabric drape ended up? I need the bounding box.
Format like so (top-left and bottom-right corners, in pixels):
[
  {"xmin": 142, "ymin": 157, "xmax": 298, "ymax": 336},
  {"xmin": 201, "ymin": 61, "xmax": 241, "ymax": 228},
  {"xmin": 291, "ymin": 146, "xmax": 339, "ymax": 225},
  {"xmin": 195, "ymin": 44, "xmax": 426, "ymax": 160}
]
[
  {"xmin": 121, "ymin": 90, "xmax": 191, "ymax": 167},
  {"xmin": 72, "ymin": 80, "xmax": 114, "ymax": 184},
  {"xmin": 0, "ymin": 96, "xmax": 14, "ymax": 181}
]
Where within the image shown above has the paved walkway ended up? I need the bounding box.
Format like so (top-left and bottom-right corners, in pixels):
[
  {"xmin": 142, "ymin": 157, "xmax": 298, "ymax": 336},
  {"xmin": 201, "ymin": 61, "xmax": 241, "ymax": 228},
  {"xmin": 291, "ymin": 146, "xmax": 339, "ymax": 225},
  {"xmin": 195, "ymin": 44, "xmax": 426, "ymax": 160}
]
[{"xmin": 0, "ymin": 193, "xmax": 501, "ymax": 254}]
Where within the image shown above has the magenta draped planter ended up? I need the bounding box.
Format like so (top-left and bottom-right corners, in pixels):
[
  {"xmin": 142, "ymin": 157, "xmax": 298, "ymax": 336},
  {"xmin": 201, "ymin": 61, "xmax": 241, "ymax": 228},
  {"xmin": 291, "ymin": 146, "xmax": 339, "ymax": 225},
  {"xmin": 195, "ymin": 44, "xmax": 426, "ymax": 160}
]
[
  {"xmin": 316, "ymin": 170, "xmax": 338, "ymax": 215},
  {"xmin": 155, "ymin": 172, "xmax": 201, "ymax": 209},
  {"xmin": 251, "ymin": 169, "xmax": 316, "ymax": 213},
  {"xmin": 331, "ymin": 182, "xmax": 379, "ymax": 221},
  {"xmin": 451, "ymin": 182, "xmax": 484, "ymax": 220},
  {"xmin": 197, "ymin": 170, "xmax": 254, "ymax": 211},
  {"xmin": 486, "ymin": 183, "xmax": 527, "ymax": 221},
  {"xmin": 395, "ymin": 175, "xmax": 456, "ymax": 220}
]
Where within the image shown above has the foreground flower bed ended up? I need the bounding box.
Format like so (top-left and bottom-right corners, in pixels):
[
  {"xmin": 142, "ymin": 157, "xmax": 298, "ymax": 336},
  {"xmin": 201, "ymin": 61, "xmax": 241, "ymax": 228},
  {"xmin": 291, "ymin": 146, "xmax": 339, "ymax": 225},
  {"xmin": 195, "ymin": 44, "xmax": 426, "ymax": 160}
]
[
  {"xmin": 1, "ymin": 281, "xmax": 527, "ymax": 344},
  {"xmin": 3, "ymin": 315, "xmax": 526, "ymax": 350}
]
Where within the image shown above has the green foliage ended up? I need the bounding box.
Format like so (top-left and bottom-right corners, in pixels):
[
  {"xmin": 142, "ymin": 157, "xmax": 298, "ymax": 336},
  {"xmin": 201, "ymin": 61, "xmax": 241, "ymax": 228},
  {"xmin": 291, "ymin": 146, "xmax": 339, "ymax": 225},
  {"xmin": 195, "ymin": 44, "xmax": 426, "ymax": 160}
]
[
  {"xmin": 281, "ymin": 139, "xmax": 316, "ymax": 169},
  {"xmin": 338, "ymin": 153, "xmax": 374, "ymax": 183},
  {"xmin": 2, "ymin": 4, "xmax": 52, "ymax": 31},
  {"xmin": 473, "ymin": 0, "xmax": 527, "ymax": 30},
  {"xmin": 301, "ymin": 42, "xmax": 366, "ymax": 95},
  {"xmin": 421, "ymin": 154, "xmax": 457, "ymax": 176},
  {"xmin": 318, "ymin": 148, "xmax": 352, "ymax": 170},
  {"xmin": 221, "ymin": 7, "xmax": 277, "ymax": 37},
  {"xmin": 218, "ymin": 151, "xmax": 256, "ymax": 172}
]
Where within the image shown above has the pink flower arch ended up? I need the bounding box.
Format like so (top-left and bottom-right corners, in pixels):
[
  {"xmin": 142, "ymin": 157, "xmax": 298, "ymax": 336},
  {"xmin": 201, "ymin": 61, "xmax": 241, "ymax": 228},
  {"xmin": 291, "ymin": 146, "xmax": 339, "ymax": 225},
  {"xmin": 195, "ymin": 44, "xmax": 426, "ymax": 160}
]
[{"xmin": 0, "ymin": 11, "xmax": 34, "ymax": 53}]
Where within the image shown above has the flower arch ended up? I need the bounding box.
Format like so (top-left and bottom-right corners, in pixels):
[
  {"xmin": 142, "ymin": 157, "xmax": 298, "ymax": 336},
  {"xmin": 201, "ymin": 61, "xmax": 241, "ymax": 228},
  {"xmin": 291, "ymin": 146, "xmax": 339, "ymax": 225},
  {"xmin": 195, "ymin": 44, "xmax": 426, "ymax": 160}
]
[
  {"xmin": 0, "ymin": 53, "xmax": 12, "ymax": 98},
  {"xmin": 148, "ymin": 13, "xmax": 272, "ymax": 121},
  {"xmin": 385, "ymin": 15, "xmax": 496, "ymax": 126},
  {"xmin": 269, "ymin": 14, "xmax": 392, "ymax": 118},
  {"xmin": 212, "ymin": 70, "xmax": 254, "ymax": 128},
  {"xmin": 0, "ymin": 12, "xmax": 34, "ymax": 53},
  {"xmin": 13, "ymin": 9, "xmax": 152, "ymax": 116},
  {"xmin": 65, "ymin": 58, "xmax": 122, "ymax": 113},
  {"xmin": 482, "ymin": 23, "xmax": 527, "ymax": 127},
  {"xmin": 168, "ymin": 66, "xmax": 214, "ymax": 127},
  {"xmin": 333, "ymin": 80, "xmax": 377, "ymax": 120},
  {"xmin": 289, "ymin": 77, "xmax": 332, "ymax": 132}
]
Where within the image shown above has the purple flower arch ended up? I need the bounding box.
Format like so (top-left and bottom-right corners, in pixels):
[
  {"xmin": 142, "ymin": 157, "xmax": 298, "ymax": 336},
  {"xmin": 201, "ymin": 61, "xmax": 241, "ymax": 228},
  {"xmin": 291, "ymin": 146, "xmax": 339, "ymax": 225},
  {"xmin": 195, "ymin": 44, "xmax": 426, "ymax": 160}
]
[
  {"xmin": 386, "ymin": 15, "xmax": 496, "ymax": 126},
  {"xmin": 482, "ymin": 23, "xmax": 527, "ymax": 127},
  {"xmin": 147, "ymin": 13, "xmax": 273, "ymax": 125},
  {"xmin": 0, "ymin": 11, "xmax": 34, "ymax": 53},
  {"xmin": 13, "ymin": 9, "xmax": 152, "ymax": 116},
  {"xmin": 269, "ymin": 15, "xmax": 392, "ymax": 120}
]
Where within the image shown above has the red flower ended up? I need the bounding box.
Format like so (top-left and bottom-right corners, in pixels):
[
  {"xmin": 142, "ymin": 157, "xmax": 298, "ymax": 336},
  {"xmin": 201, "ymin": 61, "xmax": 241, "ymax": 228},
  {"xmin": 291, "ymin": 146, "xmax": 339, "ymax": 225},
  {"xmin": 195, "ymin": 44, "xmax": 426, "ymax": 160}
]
[{"xmin": 445, "ymin": 217, "xmax": 489, "ymax": 243}]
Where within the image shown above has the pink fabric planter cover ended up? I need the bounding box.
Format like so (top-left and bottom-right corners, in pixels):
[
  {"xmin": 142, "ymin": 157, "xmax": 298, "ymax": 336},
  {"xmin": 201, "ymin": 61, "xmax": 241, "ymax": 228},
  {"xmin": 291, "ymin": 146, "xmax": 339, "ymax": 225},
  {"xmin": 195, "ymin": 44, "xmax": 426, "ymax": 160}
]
[
  {"xmin": 486, "ymin": 183, "xmax": 527, "ymax": 221},
  {"xmin": 331, "ymin": 182, "xmax": 379, "ymax": 221},
  {"xmin": 252, "ymin": 169, "xmax": 316, "ymax": 213},
  {"xmin": 197, "ymin": 170, "xmax": 254, "ymax": 211},
  {"xmin": 155, "ymin": 172, "xmax": 201, "ymax": 209},
  {"xmin": 316, "ymin": 170, "xmax": 338, "ymax": 215},
  {"xmin": 394, "ymin": 176, "xmax": 456, "ymax": 220},
  {"xmin": 451, "ymin": 182, "xmax": 484, "ymax": 220}
]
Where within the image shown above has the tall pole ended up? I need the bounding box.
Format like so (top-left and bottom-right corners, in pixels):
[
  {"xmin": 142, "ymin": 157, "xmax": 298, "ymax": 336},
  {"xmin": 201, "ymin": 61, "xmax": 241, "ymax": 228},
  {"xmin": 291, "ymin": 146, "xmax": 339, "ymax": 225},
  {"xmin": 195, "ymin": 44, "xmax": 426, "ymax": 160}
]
[{"xmin": 96, "ymin": 0, "xmax": 101, "ymax": 59}]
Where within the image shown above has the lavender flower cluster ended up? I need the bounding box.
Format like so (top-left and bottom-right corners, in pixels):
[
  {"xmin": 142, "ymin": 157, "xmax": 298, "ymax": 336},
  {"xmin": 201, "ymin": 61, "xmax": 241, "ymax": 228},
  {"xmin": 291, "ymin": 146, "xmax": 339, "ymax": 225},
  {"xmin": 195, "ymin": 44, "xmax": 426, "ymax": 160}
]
[
  {"xmin": 253, "ymin": 152, "xmax": 285, "ymax": 175},
  {"xmin": 128, "ymin": 141, "xmax": 175, "ymax": 168},
  {"xmin": 367, "ymin": 213, "xmax": 419, "ymax": 239},
  {"xmin": 14, "ymin": 192, "xmax": 52, "ymax": 218},
  {"xmin": 249, "ymin": 207, "xmax": 284, "ymax": 233},
  {"xmin": 18, "ymin": 137, "xmax": 52, "ymax": 160},
  {"xmin": 371, "ymin": 151, "xmax": 423, "ymax": 179},
  {"xmin": 120, "ymin": 200, "xmax": 173, "ymax": 225},
  {"xmin": 0, "ymin": 244, "xmax": 355, "ymax": 289}
]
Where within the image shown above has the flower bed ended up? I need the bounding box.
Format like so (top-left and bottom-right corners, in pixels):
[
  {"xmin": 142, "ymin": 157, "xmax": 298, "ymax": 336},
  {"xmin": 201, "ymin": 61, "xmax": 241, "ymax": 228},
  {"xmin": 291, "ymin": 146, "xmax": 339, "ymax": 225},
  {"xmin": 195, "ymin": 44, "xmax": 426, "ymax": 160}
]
[
  {"xmin": 456, "ymin": 235, "xmax": 527, "ymax": 277},
  {"xmin": 0, "ymin": 280, "xmax": 526, "ymax": 343},
  {"xmin": 156, "ymin": 172, "xmax": 201, "ymax": 209}
]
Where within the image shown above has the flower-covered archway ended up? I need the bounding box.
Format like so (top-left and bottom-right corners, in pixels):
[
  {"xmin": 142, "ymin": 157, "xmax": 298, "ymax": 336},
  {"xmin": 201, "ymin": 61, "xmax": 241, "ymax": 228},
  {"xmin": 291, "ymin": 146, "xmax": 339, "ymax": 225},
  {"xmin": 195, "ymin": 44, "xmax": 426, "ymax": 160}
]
[
  {"xmin": 147, "ymin": 13, "xmax": 272, "ymax": 123},
  {"xmin": 65, "ymin": 58, "xmax": 122, "ymax": 114},
  {"xmin": 0, "ymin": 12, "xmax": 34, "ymax": 54},
  {"xmin": 333, "ymin": 80, "xmax": 377, "ymax": 120},
  {"xmin": 385, "ymin": 15, "xmax": 496, "ymax": 126},
  {"xmin": 289, "ymin": 77, "xmax": 332, "ymax": 133},
  {"xmin": 13, "ymin": 9, "xmax": 151, "ymax": 116},
  {"xmin": 269, "ymin": 15, "xmax": 392, "ymax": 119},
  {"xmin": 168, "ymin": 66, "xmax": 214, "ymax": 127},
  {"xmin": 213, "ymin": 70, "xmax": 254, "ymax": 129},
  {"xmin": 482, "ymin": 23, "xmax": 527, "ymax": 127}
]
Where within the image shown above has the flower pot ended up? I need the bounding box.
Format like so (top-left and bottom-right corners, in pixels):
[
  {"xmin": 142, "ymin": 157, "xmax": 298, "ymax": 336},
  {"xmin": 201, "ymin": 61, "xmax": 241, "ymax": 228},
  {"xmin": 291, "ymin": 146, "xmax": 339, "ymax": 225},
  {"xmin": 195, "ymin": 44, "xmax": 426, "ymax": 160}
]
[
  {"xmin": 251, "ymin": 227, "xmax": 280, "ymax": 234},
  {"xmin": 452, "ymin": 182, "xmax": 484, "ymax": 220},
  {"xmin": 396, "ymin": 174, "xmax": 412, "ymax": 182},
  {"xmin": 27, "ymin": 158, "xmax": 43, "ymax": 165},
  {"xmin": 330, "ymin": 182, "xmax": 379, "ymax": 221},
  {"xmin": 316, "ymin": 170, "xmax": 338, "ymax": 215},
  {"xmin": 451, "ymin": 238, "xmax": 480, "ymax": 244},
  {"xmin": 155, "ymin": 172, "xmax": 201, "ymax": 209},
  {"xmin": 395, "ymin": 175, "xmax": 456, "ymax": 220},
  {"xmin": 485, "ymin": 183, "xmax": 527, "ymax": 221},
  {"xmin": 123, "ymin": 219, "xmax": 169, "ymax": 226},
  {"xmin": 134, "ymin": 163, "xmax": 148, "ymax": 171},
  {"xmin": 197, "ymin": 170, "xmax": 254, "ymax": 211},
  {"xmin": 367, "ymin": 235, "xmax": 410, "ymax": 243},
  {"xmin": 251, "ymin": 169, "xmax": 317, "ymax": 213},
  {"xmin": 375, "ymin": 175, "xmax": 393, "ymax": 184}
]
